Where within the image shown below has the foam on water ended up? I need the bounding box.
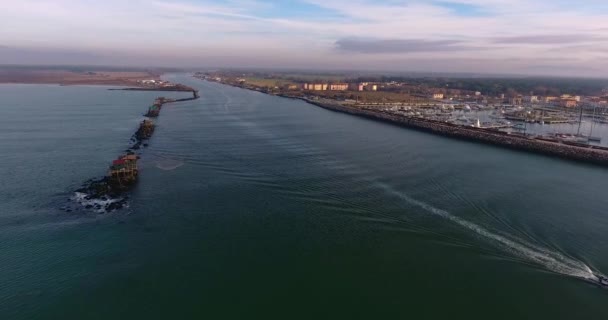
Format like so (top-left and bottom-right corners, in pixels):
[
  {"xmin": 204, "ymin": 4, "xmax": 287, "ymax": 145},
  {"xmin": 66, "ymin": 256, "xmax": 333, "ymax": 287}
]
[
  {"xmin": 374, "ymin": 181, "xmax": 599, "ymax": 281},
  {"xmin": 71, "ymin": 192, "xmax": 127, "ymax": 214}
]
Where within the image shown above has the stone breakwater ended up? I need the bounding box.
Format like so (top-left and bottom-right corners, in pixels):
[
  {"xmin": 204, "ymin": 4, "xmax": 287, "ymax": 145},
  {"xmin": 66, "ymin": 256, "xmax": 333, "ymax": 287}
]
[
  {"xmin": 67, "ymin": 88, "xmax": 200, "ymax": 213},
  {"xmin": 304, "ymin": 99, "xmax": 608, "ymax": 167}
]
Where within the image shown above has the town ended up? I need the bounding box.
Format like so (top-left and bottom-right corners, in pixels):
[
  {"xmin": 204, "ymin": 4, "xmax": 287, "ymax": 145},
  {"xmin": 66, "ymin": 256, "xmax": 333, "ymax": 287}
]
[{"xmin": 196, "ymin": 71, "xmax": 608, "ymax": 146}]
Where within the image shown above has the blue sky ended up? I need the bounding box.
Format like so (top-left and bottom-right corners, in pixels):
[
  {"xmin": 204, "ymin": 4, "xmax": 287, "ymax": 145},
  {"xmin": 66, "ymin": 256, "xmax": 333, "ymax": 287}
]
[{"xmin": 2, "ymin": 0, "xmax": 608, "ymax": 76}]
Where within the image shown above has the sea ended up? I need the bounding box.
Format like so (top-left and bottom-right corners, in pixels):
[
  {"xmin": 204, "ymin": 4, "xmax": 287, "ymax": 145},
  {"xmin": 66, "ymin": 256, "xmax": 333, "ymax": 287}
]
[{"xmin": 1, "ymin": 74, "xmax": 608, "ymax": 319}]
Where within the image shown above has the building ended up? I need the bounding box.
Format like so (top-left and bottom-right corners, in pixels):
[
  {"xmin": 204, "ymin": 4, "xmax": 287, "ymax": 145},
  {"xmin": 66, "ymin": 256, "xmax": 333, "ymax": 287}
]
[
  {"xmin": 348, "ymin": 83, "xmax": 361, "ymax": 91},
  {"xmin": 303, "ymin": 83, "xmax": 328, "ymax": 91},
  {"xmin": 524, "ymin": 96, "xmax": 539, "ymax": 103},
  {"xmin": 431, "ymin": 93, "xmax": 444, "ymax": 99},
  {"xmin": 349, "ymin": 83, "xmax": 368, "ymax": 91},
  {"xmin": 329, "ymin": 83, "xmax": 349, "ymax": 91},
  {"xmin": 364, "ymin": 84, "xmax": 378, "ymax": 91},
  {"xmin": 560, "ymin": 99, "xmax": 578, "ymax": 108},
  {"xmin": 475, "ymin": 91, "xmax": 482, "ymax": 96},
  {"xmin": 510, "ymin": 97, "xmax": 523, "ymax": 105},
  {"xmin": 347, "ymin": 82, "xmax": 377, "ymax": 91},
  {"xmin": 544, "ymin": 96, "xmax": 558, "ymax": 103}
]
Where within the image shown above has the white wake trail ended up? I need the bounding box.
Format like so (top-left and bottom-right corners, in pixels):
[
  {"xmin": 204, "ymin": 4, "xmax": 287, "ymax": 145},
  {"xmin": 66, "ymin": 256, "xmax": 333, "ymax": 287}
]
[{"xmin": 374, "ymin": 181, "xmax": 597, "ymax": 281}]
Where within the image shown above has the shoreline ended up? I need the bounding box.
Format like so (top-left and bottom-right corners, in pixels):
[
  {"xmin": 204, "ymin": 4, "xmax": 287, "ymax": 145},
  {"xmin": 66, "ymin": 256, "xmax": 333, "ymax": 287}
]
[
  {"xmin": 201, "ymin": 78, "xmax": 608, "ymax": 167},
  {"xmin": 0, "ymin": 69, "xmax": 163, "ymax": 87},
  {"xmin": 0, "ymin": 80, "xmax": 149, "ymax": 87}
]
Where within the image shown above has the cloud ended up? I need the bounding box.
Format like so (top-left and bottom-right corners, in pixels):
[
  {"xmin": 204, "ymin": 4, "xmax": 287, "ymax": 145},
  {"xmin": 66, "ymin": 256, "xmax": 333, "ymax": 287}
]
[
  {"xmin": 491, "ymin": 34, "xmax": 607, "ymax": 44},
  {"xmin": 335, "ymin": 38, "xmax": 479, "ymax": 54},
  {"xmin": 1, "ymin": 0, "xmax": 608, "ymax": 76},
  {"xmin": 0, "ymin": 46, "xmax": 103, "ymax": 64}
]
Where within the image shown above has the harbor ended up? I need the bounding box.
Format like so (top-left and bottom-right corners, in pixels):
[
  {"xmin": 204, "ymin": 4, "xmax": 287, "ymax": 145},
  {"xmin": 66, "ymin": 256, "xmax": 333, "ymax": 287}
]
[
  {"xmin": 194, "ymin": 72, "xmax": 608, "ymax": 166},
  {"xmin": 195, "ymin": 75, "xmax": 608, "ymax": 166},
  {"xmin": 305, "ymin": 99, "xmax": 608, "ymax": 166}
]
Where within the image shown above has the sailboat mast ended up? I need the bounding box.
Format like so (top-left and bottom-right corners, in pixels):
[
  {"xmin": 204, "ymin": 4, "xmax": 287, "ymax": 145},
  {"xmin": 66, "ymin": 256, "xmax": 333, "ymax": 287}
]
[
  {"xmin": 577, "ymin": 105, "xmax": 583, "ymax": 136},
  {"xmin": 590, "ymin": 105, "xmax": 596, "ymax": 137}
]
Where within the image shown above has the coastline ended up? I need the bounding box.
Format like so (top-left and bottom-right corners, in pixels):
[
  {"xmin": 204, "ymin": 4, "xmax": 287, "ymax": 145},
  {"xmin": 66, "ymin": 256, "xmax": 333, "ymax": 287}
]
[
  {"xmin": 201, "ymin": 78, "xmax": 608, "ymax": 167},
  {"xmin": 0, "ymin": 69, "xmax": 162, "ymax": 87}
]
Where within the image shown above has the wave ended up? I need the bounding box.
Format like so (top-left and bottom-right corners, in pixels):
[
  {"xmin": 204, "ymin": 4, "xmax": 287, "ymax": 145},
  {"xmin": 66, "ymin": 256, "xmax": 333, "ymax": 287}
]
[
  {"xmin": 156, "ymin": 160, "xmax": 184, "ymax": 171},
  {"xmin": 71, "ymin": 192, "xmax": 128, "ymax": 214}
]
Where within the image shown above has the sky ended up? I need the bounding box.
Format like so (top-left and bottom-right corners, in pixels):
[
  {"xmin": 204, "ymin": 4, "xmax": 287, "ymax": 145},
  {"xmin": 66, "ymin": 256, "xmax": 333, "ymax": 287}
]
[{"xmin": 2, "ymin": 0, "xmax": 608, "ymax": 76}]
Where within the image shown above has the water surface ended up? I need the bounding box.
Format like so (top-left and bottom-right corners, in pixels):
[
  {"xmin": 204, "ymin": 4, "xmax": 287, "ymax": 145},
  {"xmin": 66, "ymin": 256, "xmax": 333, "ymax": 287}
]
[{"xmin": 1, "ymin": 76, "xmax": 607, "ymax": 319}]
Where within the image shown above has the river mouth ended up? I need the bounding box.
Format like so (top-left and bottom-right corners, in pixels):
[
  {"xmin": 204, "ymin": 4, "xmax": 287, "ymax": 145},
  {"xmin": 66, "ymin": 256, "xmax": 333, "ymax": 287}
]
[{"xmin": 2, "ymin": 75, "xmax": 608, "ymax": 319}]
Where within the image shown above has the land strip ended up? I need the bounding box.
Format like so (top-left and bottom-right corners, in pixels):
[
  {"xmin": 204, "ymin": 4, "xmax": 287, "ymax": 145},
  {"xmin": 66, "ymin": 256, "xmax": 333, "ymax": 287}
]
[
  {"xmin": 196, "ymin": 73, "xmax": 608, "ymax": 167},
  {"xmin": 0, "ymin": 68, "xmax": 163, "ymax": 87}
]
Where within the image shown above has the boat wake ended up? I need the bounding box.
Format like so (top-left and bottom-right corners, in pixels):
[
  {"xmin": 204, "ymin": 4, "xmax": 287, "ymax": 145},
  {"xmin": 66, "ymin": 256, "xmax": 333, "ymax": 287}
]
[{"xmin": 373, "ymin": 181, "xmax": 599, "ymax": 282}]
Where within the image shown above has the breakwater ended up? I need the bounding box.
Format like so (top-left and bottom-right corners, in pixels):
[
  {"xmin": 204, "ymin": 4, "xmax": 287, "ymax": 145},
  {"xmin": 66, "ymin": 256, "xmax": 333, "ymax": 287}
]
[
  {"xmin": 109, "ymin": 84, "xmax": 196, "ymax": 92},
  {"xmin": 71, "ymin": 88, "xmax": 200, "ymax": 213},
  {"xmin": 305, "ymin": 99, "xmax": 608, "ymax": 166}
]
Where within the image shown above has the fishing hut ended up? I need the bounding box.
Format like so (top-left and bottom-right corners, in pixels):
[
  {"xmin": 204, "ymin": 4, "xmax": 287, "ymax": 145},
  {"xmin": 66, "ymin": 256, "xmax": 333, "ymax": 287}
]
[{"xmin": 108, "ymin": 154, "xmax": 138, "ymax": 187}]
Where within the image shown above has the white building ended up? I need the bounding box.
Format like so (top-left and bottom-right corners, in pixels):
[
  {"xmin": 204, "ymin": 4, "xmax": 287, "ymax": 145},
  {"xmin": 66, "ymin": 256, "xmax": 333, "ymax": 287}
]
[{"xmin": 524, "ymin": 96, "xmax": 539, "ymax": 103}]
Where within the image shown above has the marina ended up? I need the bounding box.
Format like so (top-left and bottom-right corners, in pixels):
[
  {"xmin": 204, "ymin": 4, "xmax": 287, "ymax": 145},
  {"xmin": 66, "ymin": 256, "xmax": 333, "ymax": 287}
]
[
  {"xmin": 206, "ymin": 74, "xmax": 608, "ymax": 166},
  {"xmin": 306, "ymin": 99, "xmax": 608, "ymax": 166}
]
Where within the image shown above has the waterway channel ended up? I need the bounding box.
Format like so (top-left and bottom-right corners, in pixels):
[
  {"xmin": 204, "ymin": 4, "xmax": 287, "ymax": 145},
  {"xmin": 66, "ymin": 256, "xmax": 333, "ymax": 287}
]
[{"xmin": 1, "ymin": 75, "xmax": 607, "ymax": 319}]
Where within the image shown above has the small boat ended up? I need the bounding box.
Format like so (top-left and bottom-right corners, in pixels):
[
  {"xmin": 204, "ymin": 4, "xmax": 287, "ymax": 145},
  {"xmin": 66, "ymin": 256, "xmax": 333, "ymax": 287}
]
[{"xmin": 595, "ymin": 274, "xmax": 608, "ymax": 288}]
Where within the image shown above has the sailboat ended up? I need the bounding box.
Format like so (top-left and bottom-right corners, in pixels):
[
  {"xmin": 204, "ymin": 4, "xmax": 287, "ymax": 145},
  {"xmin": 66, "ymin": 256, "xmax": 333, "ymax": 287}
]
[{"xmin": 588, "ymin": 105, "xmax": 602, "ymax": 142}]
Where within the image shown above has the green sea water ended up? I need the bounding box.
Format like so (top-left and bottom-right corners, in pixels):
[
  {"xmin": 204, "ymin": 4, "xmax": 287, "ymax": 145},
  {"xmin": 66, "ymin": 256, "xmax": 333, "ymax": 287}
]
[{"xmin": 1, "ymin": 75, "xmax": 607, "ymax": 319}]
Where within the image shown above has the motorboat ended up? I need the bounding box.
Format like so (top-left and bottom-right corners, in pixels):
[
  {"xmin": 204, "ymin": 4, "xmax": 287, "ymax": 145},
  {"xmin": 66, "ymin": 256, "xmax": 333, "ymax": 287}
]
[{"xmin": 586, "ymin": 273, "xmax": 608, "ymax": 288}]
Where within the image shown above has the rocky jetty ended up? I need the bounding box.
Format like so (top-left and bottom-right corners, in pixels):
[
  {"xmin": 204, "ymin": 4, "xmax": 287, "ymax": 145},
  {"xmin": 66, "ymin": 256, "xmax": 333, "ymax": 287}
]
[{"xmin": 69, "ymin": 88, "xmax": 200, "ymax": 213}]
